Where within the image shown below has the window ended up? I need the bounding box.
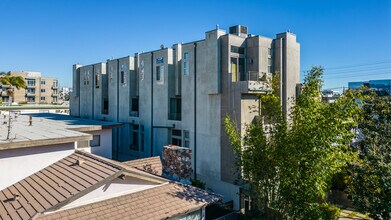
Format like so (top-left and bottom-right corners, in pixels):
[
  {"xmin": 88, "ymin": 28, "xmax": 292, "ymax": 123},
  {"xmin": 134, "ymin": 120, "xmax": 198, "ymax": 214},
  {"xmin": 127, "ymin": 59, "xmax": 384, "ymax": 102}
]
[
  {"xmin": 130, "ymin": 97, "xmax": 139, "ymax": 117},
  {"xmin": 231, "ymin": 46, "xmax": 245, "ymax": 54},
  {"xmin": 183, "ymin": 52, "xmax": 189, "ymax": 59},
  {"xmin": 183, "ymin": 130, "xmax": 190, "ymax": 148},
  {"xmin": 231, "ymin": 58, "xmax": 238, "ymax": 82},
  {"xmin": 130, "ymin": 124, "xmax": 139, "ymax": 151},
  {"xmin": 41, "ymin": 89, "xmax": 45, "ymax": 93},
  {"xmin": 102, "ymin": 98, "xmax": 109, "ymax": 114},
  {"xmin": 183, "ymin": 52, "xmax": 189, "ymax": 76},
  {"xmin": 41, "ymin": 80, "xmax": 46, "ymax": 85},
  {"xmin": 121, "ymin": 64, "xmax": 126, "ymax": 85},
  {"xmin": 40, "ymin": 97, "xmax": 45, "ymax": 101},
  {"xmin": 27, "ymin": 80, "xmax": 35, "ymax": 86},
  {"xmin": 156, "ymin": 65, "xmax": 164, "ymax": 83},
  {"xmin": 171, "ymin": 129, "xmax": 182, "ymax": 146},
  {"xmin": 95, "ymin": 74, "xmax": 100, "ymax": 88},
  {"xmin": 268, "ymin": 58, "xmax": 272, "ymax": 73},
  {"xmin": 90, "ymin": 135, "xmax": 101, "ymax": 147},
  {"xmin": 169, "ymin": 97, "xmax": 181, "ymax": 121}
]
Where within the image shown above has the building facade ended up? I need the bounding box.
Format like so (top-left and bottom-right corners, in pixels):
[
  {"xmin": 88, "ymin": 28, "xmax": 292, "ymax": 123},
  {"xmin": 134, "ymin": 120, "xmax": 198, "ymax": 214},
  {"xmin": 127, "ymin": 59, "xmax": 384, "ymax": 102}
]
[
  {"xmin": 0, "ymin": 71, "xmax": 59, "ymax": 104},
  {"xmin": 70, "ymin": 25, "xmax": 300, "ymax": 209},
  {"xmin": 349, "ymin": 79, "xmax": 391, "ymax": 96}
]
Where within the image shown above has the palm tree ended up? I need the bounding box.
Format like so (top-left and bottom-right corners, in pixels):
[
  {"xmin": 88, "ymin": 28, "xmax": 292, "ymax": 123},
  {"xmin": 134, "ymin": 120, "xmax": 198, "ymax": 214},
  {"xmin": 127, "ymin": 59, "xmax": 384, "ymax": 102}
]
[{"xmin": 0, "ymin": 73, "xmax": 26, "ymax": 105}]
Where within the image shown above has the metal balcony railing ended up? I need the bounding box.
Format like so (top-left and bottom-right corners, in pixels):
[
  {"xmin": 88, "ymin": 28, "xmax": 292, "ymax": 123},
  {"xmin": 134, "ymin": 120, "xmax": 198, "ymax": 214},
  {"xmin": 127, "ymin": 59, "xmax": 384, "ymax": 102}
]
[
  {"xmin": 245, "ymin": 71, "xmax": 272, "ymax": 93},
  {"xmin": 26, "ymin": 92, "xmax": 36, "ymax": 97}
]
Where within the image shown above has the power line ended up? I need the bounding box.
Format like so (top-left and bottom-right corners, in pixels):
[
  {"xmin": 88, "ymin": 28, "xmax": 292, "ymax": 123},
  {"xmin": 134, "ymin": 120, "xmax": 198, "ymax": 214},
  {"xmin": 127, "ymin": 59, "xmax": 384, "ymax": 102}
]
[
  {"xmin": 323, "ymin": 71, "xmax": 391, "ymax": 79},
  {"xmin": 324, "ymin": 59, "xmax": 391, "ymax": 70}
]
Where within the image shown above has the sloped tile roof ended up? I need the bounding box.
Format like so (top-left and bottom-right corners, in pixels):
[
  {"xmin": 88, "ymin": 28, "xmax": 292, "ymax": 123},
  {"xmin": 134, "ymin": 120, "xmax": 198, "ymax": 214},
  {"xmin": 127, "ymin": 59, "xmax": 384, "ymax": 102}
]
[
  {"xmin": 0, "ymin": 151, "xmax": 165, "ymax": 220},
  {"xmin": 37, "ymin": 182, "xmax": 222, "ymax": 220},
  {"xmin": 0, "ymin": 152, "xmax": 221, "ymax": 220},
  {"xmin": 122, "ymin": 156, "xmax": 162, "ymax": 176}
]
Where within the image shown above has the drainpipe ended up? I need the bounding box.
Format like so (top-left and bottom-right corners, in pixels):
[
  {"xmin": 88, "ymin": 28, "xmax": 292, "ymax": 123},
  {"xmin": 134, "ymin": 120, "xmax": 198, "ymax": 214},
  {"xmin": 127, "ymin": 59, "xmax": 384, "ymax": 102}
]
[
  {"xmin": 117, "ymin": 59, "xmax": 120, "ymax": 160},
  {"xmin": 92, "ymin": 65, "xmax": 95, "ymax": 119},
  {"xmin": 194, "ymin": 42, "xmax": 197, "ymax": 180},
  {"xmin": 150, "ymin": 52, "xmax": 154, "ymax": 157}
]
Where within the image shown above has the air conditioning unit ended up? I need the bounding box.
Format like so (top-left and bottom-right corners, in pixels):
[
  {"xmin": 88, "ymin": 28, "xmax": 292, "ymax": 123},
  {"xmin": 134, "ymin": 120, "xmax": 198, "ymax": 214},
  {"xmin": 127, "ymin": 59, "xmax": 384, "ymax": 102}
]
[{"xmin": 229, "ymin": 25, "xmax": 248, "ymax": 37}]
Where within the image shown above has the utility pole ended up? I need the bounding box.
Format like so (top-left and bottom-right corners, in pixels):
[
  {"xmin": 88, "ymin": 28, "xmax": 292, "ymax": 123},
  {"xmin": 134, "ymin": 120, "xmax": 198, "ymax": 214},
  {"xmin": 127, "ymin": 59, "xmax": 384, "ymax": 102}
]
[{"xmin": 6, "ymin": 110, "xmax": 11, "ymax": 140}]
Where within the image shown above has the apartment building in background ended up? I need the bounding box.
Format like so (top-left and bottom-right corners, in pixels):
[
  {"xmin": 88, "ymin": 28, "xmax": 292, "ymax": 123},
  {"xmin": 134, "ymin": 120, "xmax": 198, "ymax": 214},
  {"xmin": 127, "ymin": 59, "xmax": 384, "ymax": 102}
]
[
  {"xmin": 0, "ymin": 71, "xmax": 59, "ymax": 104},
  {"xmin": 70, "ymin": 25, "xmax": 300, "ymax": 209},
  {"xmin": 349, "ymin": 79, "xmax": 391, "ymax": 96}
]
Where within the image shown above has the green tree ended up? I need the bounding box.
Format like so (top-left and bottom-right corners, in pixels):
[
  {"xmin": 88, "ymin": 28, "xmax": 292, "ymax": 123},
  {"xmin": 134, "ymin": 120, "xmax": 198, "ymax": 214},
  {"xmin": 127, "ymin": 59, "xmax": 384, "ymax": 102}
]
[
  {"xmin": 349, "ymin": 92, "xmax": 391, "ymax": 220},
  {"xmin": 225, "ymin": 66, "xmax": 360, "ymax": 219},
  {"xmin": 0, "ymin": 73, "xmax": 26, "ymax": 105}
]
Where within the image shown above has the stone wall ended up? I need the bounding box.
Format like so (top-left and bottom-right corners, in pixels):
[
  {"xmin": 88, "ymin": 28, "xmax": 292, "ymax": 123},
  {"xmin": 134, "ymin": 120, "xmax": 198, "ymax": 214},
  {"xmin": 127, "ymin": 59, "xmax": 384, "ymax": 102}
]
[{"xmin": 162, "ymin": 145, "xmax": 193, "ymax": 182}]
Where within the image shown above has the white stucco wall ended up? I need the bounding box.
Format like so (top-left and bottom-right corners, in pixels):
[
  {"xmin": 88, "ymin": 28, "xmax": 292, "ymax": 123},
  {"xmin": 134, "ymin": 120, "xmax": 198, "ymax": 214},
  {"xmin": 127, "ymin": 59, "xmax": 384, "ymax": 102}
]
[
  {"xmin": 0, "ymin": 143, "xmax": 75, "ymax": 190},
  {"xmin": 81, "ymin": 128, "xmax": 112, "ymax": 159}
]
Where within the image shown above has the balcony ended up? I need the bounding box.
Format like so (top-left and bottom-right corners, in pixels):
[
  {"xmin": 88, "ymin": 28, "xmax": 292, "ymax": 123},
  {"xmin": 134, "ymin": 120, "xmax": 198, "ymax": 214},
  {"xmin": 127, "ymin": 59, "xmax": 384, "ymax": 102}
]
[
  {"xmin": 1, "ymin": 91, "xmax": 8, "ymax": 96},
  {"xmin": 52, "ymin": 93, "xmax": 58, "ymax": 97},
  {"xmin": 26, "ymin": 92, "xmax": 36, "ymax": 97},
  {"xmin": 52, "ymin": 85, "xmax": 59, "ymax": 89},
  {"xmin": 26, "ymin": 84, "xmax": 36, "ymax": 88},
  {"xmin": 1, "ymin": 85, "xmax": 10, "ymax": 88},
  {"xmin": 241, "ymin": 71, "xmax": 272, "ymax": 94}
]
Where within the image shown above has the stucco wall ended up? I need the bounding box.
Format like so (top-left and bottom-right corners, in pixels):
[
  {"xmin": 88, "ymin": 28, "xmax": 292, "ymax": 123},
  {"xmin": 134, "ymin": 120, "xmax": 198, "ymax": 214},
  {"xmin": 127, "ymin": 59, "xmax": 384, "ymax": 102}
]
[{"xmin": 0, "ymin": 143, "xmax": 75, "ymax": 190}]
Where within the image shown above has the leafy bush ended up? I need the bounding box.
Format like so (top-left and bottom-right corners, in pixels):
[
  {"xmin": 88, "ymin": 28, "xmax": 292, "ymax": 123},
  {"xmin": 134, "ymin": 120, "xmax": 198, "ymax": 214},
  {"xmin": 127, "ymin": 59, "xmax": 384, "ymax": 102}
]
[
  {"xmin": 18, "ymin": 101, "xmax": 28, "ymax": 104},
  {"xmin": 190, "ymin": 178, "xmax": 206, "ymax": 189}
]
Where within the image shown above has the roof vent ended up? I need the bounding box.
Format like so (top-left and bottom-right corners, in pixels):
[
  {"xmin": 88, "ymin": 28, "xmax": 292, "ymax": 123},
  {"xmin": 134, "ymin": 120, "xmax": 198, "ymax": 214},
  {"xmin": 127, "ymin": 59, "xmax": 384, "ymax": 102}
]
[
  {"xmin": 75, "ymin": 158, "xmax": 85, "ymax": 166},
  {"xmin": 3, "ymin": 194, "xmax": 20, "ymax": 203}
]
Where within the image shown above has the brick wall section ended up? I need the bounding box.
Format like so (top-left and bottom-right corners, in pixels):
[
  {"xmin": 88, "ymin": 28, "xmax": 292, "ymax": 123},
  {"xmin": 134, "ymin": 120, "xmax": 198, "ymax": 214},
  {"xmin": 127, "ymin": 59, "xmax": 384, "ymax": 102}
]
[{"xmin": 162, "ymin": 145, "xmax": 193, "ymax": 181}]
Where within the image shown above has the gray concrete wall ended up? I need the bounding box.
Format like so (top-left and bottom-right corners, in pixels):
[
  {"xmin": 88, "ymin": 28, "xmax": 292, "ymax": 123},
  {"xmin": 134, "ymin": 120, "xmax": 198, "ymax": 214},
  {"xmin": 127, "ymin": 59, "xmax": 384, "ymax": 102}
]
[{"xmin": 70, "ymin": 26, "xmax": 300, "ymax": 211}]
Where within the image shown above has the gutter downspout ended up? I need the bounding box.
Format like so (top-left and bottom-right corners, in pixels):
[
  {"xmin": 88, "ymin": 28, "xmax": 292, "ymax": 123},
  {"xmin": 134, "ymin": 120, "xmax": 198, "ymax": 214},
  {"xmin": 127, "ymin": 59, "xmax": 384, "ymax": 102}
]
[
  {"xmin": 150, "ymin": 52, "xmax": 154, "ymax": 157},
  {"xmin": 92, "ymin": 65, "xmax": 95, "ymax": 119},
  {"xmin": 117, "ymin": 60, "xmax": 120, "ymax": 160},
  {"xmin": 194, "ymin": 42, "xmax": 197, "ymax": 180}
]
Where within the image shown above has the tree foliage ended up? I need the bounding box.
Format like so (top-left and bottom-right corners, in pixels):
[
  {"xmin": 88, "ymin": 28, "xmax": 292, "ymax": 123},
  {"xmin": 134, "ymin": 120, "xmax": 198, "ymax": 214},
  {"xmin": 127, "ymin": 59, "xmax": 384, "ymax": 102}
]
[
  {"xmin": 349, "ymin": 92, "xmax": 391, "ymax": 220},
  {"xmin": 225, "ymin": 66, "xmax": 361, "ymax": 219},
  {"xmin": 0, "ymin": 73, "xmax": 26, "ymax": 103}
]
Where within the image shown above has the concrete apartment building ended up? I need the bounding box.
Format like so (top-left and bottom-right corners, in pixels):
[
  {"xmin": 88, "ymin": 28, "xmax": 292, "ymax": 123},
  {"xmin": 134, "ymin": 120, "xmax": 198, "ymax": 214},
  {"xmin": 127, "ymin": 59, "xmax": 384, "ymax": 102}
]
[
  {"xmin": 70, "ymin": 25, "xmax": 300, "ymax": 209},
  {"xmin": 0, "ymin": 71, "xmax": 59, "ymax": 104}
]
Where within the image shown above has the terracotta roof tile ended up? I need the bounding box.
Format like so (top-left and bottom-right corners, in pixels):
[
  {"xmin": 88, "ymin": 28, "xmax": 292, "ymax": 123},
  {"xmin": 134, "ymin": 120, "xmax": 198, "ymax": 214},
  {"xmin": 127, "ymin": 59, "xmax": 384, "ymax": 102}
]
[
  {"xmin": 122, "ymin": 156, "xmax": 162, "ymax": 176},
  {"xmin": 0, "ymin": 151, "xmax": 123, "ymax": 220},
  {"xmin": 38, "ymin": 182, "xmax": 221, "ymax": 220}
]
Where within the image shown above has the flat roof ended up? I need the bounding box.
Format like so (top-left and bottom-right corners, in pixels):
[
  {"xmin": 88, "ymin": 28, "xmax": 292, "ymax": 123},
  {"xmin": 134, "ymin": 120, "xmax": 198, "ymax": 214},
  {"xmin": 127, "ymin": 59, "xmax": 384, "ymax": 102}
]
[{"xmin": 0, "ymin": 113, "xmax": 122, "ymax": 150}]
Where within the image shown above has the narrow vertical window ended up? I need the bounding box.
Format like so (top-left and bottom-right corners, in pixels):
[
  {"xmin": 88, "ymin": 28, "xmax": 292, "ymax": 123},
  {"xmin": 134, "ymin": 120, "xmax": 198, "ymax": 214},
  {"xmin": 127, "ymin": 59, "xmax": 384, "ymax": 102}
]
[
  {"xmin": 183, "ymin": 52, "xmax": 189, "ymax": 76},
  {"xmin": 183, "ymin": 130, "xmax": 190, "ymax": 148},
  {"xmin": 156, "ymin": 66, "xmax": 164, "ymax": 83}
]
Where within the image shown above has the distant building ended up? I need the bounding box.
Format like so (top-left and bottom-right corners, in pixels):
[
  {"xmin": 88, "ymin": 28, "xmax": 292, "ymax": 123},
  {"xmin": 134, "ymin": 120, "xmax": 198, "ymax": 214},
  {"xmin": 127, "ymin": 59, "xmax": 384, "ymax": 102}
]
[
  {"xmin": 0, "ymin": 112, "xmax": 120, "ymax": 190},
  {"xmin": 348, "ymin": 79, "xmax": 391, "ymax": 96},
  {"xmin": 0, "ymin": 71, "xmax": 60, "ymax": 104},
  {"xmin": 322, "ymin": 90, "xmax": 341, "ymax": 103},
  {"xmin": 70, "ymin": 25, "xmax": 300, "ymax": 209}
]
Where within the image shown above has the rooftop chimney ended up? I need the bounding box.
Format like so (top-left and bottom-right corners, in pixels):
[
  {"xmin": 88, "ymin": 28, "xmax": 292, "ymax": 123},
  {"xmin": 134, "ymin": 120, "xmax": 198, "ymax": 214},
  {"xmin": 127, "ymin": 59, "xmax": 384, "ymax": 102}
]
[{"xmin": 162, "ymin": 145, "xmax": 193, "ymax": 183}]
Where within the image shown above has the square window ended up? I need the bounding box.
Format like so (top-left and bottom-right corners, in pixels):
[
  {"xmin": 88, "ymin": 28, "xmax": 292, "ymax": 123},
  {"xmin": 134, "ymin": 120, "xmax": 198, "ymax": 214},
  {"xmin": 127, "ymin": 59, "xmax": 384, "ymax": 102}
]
[
  {"xmin": 90, "ymin": 135, "xmax": 101, "ymax": 147},
  {"xmin": 183, "ymin": 52, "xmax": 189, "ymax": 60}
]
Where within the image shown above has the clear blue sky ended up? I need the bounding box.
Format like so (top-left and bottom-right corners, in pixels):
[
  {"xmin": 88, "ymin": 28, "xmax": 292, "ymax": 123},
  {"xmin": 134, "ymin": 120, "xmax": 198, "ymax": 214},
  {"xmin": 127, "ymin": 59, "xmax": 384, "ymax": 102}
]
[{"xmin": 1, "ymin": 0, "xmax": 390, "ymax": 89}]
